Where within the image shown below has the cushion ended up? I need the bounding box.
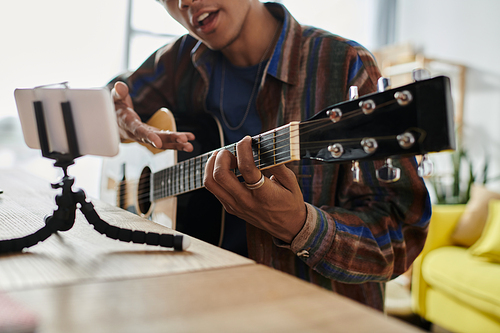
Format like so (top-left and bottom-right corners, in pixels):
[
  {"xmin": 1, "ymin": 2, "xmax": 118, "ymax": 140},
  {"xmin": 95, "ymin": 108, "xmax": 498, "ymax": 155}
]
[
  {"xmin": 422, "ymin": 246, "xmax": 500, "ymax": 321},
  {"xmin": 469, "ymin": 199, "xmax": 500, "ymax": 262},
  {"xmin": 451, "ymin": 184, "xmax": 500, "ymax": 247}
]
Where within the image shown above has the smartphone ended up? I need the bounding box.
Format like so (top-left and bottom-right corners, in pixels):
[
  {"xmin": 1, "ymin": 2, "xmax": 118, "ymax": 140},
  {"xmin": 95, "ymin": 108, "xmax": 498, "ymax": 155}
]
[{"xmin": 14, "ymin": 87, "xmax": 120, "ymax": 157}]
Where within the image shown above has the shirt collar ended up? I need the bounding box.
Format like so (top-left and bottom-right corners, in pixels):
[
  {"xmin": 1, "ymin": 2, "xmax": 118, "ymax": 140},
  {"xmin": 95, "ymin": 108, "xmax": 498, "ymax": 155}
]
[{"xmin": 264, "ymin": 2, "xmax": 301, "ymax": 85}]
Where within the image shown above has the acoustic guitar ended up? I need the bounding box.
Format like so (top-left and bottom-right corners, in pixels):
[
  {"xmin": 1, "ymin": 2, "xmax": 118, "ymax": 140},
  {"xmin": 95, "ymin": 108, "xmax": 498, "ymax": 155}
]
[{"xmin": 100, "ymin": 76, "xmax": 455, "ymax": 246}]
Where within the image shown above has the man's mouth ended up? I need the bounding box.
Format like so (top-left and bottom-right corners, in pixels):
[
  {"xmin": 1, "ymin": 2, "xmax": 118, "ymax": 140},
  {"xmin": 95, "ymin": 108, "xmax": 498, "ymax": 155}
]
[{"xmin": 197, "ymin": 11, "xmax": 218, "ymax": 27}]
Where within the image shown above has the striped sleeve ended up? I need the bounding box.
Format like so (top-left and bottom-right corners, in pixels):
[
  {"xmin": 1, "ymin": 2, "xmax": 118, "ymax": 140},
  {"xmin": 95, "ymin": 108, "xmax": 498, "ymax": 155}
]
[{"xmin": 289, "ymin": 158, "xmax": 431, "ymax": 283}]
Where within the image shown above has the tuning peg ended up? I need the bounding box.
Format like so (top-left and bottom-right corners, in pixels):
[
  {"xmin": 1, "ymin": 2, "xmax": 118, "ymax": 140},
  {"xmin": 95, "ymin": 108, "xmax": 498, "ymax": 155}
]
[
  {"xmin": 359, "ymin": 99, "xmax": 376, "ymax": 114},
  {"xmin": 397, "ymin": 132, "xmax": 416, "ymax": 149},
  {"xmin": 377, "ymin": 77, "xmax": 391, "ymax": 92},
  {"xmin": 418, "ymin": 154, "xmax": 434, "ymax": 177},
  {"xmin": 351, "ymin": 161, "xmax": 361, "ymax": 183},
  {"xmin": 376, "ymin": 158, "xmax": 401, "ymax": 183},
  {"xmin": 394, "ymin": 90, "xmax": 413, "ymax": 106},
  {"xmin": 361, "ymin": 137, "xmax": 378, "ymax": 154},
  {"xmin": 412, "ymin": 69, "xmax": 431, "ymax": 82},
  {"xmin": 326, "ymin": 108, "xmax": 342, "ymax": 123},
  {"xmin": 349, "ymin": 86, "xmax": 359, "ymax": 100},
  {"xmin": 328, "ymin": 143, "xmax": 344, "ymax": 158}
]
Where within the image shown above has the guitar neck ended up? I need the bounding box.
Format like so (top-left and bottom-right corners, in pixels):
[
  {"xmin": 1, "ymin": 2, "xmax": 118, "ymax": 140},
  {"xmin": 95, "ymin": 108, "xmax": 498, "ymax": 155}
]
[
  {"xmin": 150, "ymin": 76, "xmax": 456, "ymax": 201},
  {"xmin": 151, "ymin": 122, "xmax": 301, "ymax": 200}
]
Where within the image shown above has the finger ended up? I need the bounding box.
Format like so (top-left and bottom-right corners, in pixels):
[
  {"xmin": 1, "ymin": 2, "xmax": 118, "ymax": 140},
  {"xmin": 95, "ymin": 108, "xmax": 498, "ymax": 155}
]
[
  {"xmin": 112, "ymin": 81, "xmax": 129, "ymax": 101},
  {"xmin": 203, "ymin": 151, "xmax": 218, "ymax": 189},
  {"xmin": 154, "ymin": 130, "xmax": 195, "ymax": 150},
  {"xmin": 203, "ymin": 151, "xmax": 238, "ymax": 206},
  {"xmin": 236, "ymin": 136, "xmax": 261, "ymax": 185},
  {"xmin": 112, "ymin": 82, "xmax": 135, "ymax": 129},
  {"xmin": 149, "ymin": 131, "xmax": 195, "ymax": 152},
  {"xmin": 213, "ymin": 149, "xmax": 240, "ymax": 188},
  {"xmin": 163, "ymin": 131, "xmax": 195, "ymax": 143},
  {"xmin": 268, "ymin": 164, "xmax": 301, "ymax": 192}
]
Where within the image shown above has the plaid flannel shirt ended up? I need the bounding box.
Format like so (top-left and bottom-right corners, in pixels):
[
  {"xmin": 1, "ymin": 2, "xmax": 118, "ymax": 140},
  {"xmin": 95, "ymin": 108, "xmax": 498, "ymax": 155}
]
[{"xmin": 124, "ymin": 3, "xmax": 431, "ymax": 311}]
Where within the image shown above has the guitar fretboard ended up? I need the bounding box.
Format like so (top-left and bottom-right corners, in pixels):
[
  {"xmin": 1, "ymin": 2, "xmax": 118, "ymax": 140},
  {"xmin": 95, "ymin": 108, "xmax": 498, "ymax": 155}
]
[{"xmin": 151, "ymin": 122, "xmax": 300, "ymax": 200}]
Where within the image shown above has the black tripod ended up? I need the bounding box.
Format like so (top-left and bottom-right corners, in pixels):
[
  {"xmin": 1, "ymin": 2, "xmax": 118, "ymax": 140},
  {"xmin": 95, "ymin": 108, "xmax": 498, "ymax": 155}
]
[{"xmin": 0, "ymin": 95, "xmax": 186, "ymax": 254}]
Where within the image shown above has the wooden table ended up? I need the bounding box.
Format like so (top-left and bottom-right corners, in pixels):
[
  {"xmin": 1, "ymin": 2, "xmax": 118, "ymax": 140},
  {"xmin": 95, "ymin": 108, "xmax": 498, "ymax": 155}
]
[{"xmin": 0, "ymin": 169, "xmax": 422, "ymax": 332}]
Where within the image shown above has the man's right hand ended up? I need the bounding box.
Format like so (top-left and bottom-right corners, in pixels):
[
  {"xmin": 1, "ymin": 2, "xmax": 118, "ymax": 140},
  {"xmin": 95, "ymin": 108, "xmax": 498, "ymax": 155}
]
[{"xmin": 111, "ymin": 81, "xmax": 195, "ymax": 152}]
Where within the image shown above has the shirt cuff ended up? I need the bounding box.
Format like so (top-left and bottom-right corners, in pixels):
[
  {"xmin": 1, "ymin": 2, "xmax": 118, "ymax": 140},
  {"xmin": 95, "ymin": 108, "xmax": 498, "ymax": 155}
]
[{"xmin": 273, "ymin": 203, "xmax": 336, "ymax": 265}]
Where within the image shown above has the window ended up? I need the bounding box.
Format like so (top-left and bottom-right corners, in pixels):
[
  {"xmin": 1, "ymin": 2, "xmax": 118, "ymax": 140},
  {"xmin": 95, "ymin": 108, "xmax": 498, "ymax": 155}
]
[
  {"xmin": 125, "ymin": 0, "xmax": 387, "ymax": 71},
  {"xmin": 125, "ymin": 0, "xmax": 187, "ymax": 71}
]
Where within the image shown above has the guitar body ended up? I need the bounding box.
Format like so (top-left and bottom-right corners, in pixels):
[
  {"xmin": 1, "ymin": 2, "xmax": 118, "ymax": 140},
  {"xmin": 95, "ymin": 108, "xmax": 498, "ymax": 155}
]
[{"xmin": 100, "ymin": 109, "xmax": 225, "ymax": 246}]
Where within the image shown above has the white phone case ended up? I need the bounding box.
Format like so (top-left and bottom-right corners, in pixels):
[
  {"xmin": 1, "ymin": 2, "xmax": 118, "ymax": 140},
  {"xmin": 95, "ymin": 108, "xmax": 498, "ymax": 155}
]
[{"xmin": 14, "ymin": 87, "xmax": 120, "ymax": 157}]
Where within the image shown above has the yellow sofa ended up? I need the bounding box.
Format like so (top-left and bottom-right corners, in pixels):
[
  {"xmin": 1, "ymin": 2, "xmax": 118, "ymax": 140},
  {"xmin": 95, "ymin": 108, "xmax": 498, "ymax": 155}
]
[{"xmin": 411, "ymin": 204, "xmax": 500, "ymax": 332}]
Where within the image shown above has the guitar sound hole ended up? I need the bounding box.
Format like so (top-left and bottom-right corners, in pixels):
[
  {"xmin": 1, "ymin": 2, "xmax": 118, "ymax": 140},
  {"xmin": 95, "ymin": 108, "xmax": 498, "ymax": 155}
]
[{"xmin": 138, "ymin": 167, "xmax": 152, "ymax": 215}]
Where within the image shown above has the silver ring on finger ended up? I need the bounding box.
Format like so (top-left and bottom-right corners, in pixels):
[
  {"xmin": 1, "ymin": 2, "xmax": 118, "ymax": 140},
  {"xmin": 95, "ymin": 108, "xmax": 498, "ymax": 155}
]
[{"xmin": 245, "ymin": 173, "xmax": 265, "ymax": 190}]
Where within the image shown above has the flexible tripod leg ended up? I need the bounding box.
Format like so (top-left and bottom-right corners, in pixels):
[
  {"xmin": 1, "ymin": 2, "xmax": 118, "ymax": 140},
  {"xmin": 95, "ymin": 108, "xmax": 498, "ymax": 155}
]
[
  {"xmin": 0, "ymin": 175, "xmax": 189, "ymax": 255},
  {"xmin": 0, "ymin": 193, "xmax": 76, "ymax": 254},
  {"xmin": 0, "ymin": 223, "xmax": 56, "ymax": 254},
  {"xmin": 75, "ymin": 190, "xmax": 189, "ymax": 251}
]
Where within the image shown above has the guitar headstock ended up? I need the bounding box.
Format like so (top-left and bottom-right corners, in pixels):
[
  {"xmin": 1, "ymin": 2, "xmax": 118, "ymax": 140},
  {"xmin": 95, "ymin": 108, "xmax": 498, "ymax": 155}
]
[{"xmin": 300, "ymin": 74, "xmax": 456, "ymax": 180}]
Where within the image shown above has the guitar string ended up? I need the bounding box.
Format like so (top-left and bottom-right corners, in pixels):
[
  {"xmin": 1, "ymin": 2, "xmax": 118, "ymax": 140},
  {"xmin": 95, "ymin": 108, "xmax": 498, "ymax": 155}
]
[
  {"xmin": 126, "ymin": 132, "xmax": 405, "ymax": 202},
  {"xmin": 125, "ymin": 129, "xmax": 403, "ymax": 204},
  {"xmin": 122, "ymin": 165, "xmax": 324, "ymax": 208},
  {"xmin": 123, "ymin": 120, "xmax": 341, "ymax": 200},
  {"xmin": 117, "ymin": 100, "xmax": 405, "ymax": 203},
  {"xmin": 148, "ymin": 97, "xmax": 398, "ymax": 181},
  {"xmin": 116, "ymin": 99, "xmax": 404, "ymax": 203},
  {"xmin": 129, "ymin": 125, "xmax": 317, "ymax": 200},
  {"xmin": 138, "ymin": 97, "xmax": 398, "ymax": 191},
  {"xmin": 127, "ymin": 133, "xmax": 403, "ymax": 203},
  {"xmin": 145, "ymin": 97, "xmax": 398, "ymax": 193},
  {"xmin": 246, "ymin": 98, "xmax": 396, "ymax": 162},
  {"xmin": 130, "ymin": 137, "xmax": 393, "ymax": 204}
]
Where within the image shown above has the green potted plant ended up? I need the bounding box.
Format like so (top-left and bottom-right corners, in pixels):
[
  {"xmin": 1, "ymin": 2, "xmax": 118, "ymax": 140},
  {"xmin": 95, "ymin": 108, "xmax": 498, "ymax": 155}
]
[{"xmin": 428, "ymin": 147, "xmax": 497, "ymax": 205}]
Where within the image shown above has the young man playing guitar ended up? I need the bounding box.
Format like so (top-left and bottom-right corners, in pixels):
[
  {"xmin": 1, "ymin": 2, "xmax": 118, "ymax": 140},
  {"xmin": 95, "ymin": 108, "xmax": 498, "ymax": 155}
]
[{"xmin": 111, "ymin": 0, "xmax": 431, "ymax": 311}]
